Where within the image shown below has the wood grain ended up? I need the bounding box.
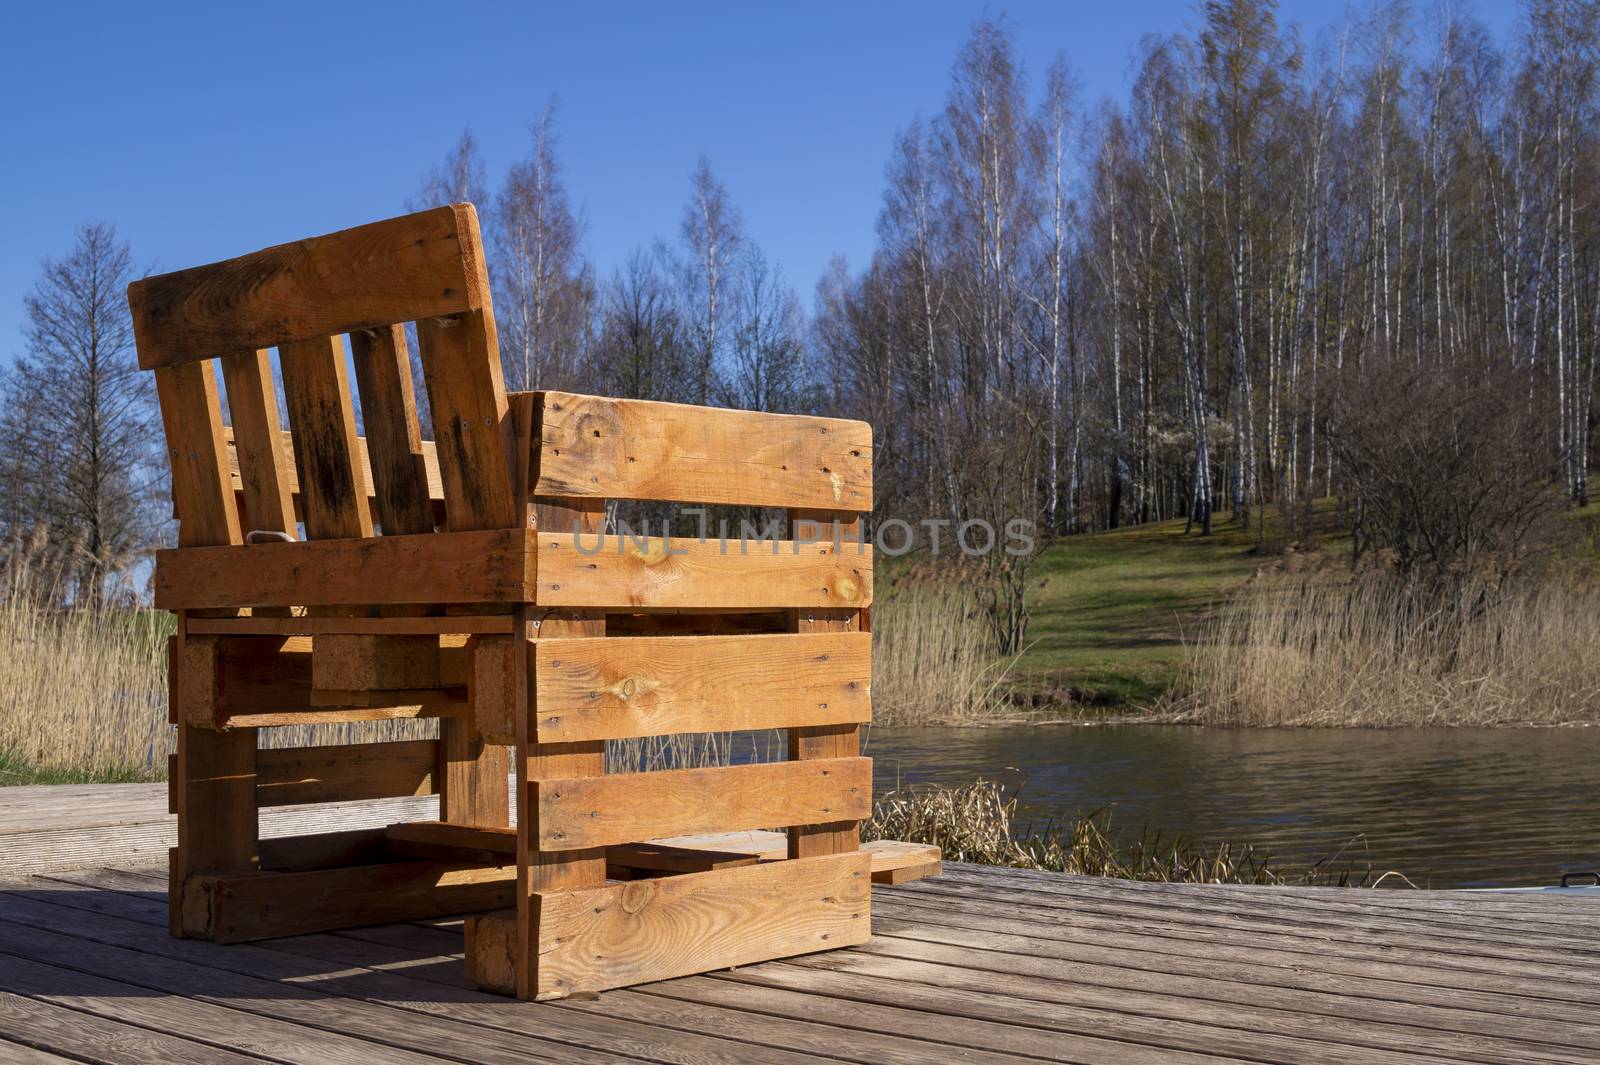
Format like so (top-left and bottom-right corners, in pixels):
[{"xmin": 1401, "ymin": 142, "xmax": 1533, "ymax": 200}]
[
  {"xmin": 154, "ymin": 528, "xmax": 531, "ymax": 609},
  {"xmin": 533, "ymin": 391, "xmax": 873, "ymax": 510},
  {"xmin": 533, "ymin": 532, "xmax": 872, "ymax": 610},
  {"xmin": 217, "ymin": 349, "xmax": 297, "ymax": 537},
  {"xmin": 128, "ymin": 204, "xmax": 486, "ymax": 368},
  {"xmin": 254, "ymin": 740, "xmax": 438, "ymax": 807},
  {"xmin": 533, "ymin": 852, "xmax": 872, "ymax": 998},
  {"xmin": 532, "ymin": 631, "xmax": 871, "ymax": 741},
  {"xmin": 154, "ymin": 361, "xmax": 240, "ymax": 548},
  {"xmin": 416, "ymin": 310, "xmax": 516, "ymax": 532},
  {"xmin": 533, "ymin": 757, "xmax": 872, "ymax": 852},
  {"xmin": 348, "ymin": 324, "xmax": 436, "ymax": 535},
  {"xmin": 278, "ymin": 335, "xmax": 372, "ymax": 541}
]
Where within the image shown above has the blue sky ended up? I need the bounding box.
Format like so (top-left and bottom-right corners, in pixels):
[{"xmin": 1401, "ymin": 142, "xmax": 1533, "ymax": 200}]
[{"xmin": 1, "ymin": 1, "xmax": 1522, "ymax": 364}]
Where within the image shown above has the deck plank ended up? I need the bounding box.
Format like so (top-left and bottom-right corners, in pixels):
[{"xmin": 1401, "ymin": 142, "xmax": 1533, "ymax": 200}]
[{"xmin": 2, "ymin": 784, "xmax": 1597, "ymax": 1065}]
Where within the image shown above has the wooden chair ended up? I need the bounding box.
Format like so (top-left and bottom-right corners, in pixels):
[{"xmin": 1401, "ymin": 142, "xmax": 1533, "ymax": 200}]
[{"xmin": 130, "ymin": 204, "xmax": 938, "ymax": 1000}]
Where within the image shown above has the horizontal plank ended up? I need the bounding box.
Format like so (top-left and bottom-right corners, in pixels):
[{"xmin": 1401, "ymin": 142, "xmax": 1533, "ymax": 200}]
[
  {"xmin": 128, "ymin": 205, "xmax": 486, "ymax": 368},
  {"xmin": 533, "ymin": 757, "xmax": 871, "ymax": 852},
  {"xmin": 255, "ymin": 739, "xmax": 438, "ymax": 807},
  {"xmin": 533, "ymin": 851, "xmax": 872, "ymax": 998},
  {"xmin": 224, "ymin": 426, "xmax": 444, "ymax": 520},
  {"xmin": 381, "ymin": 822, "xmax": 762, "ymax": 880},
  {"xmin": 224, "ymin": 703, "xmax": 463, "ymax": 728},
  {"xmin": 155, "ymin": 528, "xmax": 531, "ymax": 609},
  {"xmin": 533, "ymin": 631, "xmax": 871, "ymax": 741},
  {"xmin": 258, "ymin": 827, "xmax": 390, "ymax": 871},
  {"xmin": 653, "ymin": 830, "xmax": 942, "ymax": 883},
  {"xmin": 534, "ymin": 533, "xmax": 872, "ymax": 610},
  {"xmin": 186, "ymin": 614, "xmax": 515, "ymax": 636},
  {"xmin": 179, "ymin": 859, "xmax": 515, "ymax": 942},
  {"xmin": 533, "ymin": 391, "xmax": 873, "ymax": 509}
]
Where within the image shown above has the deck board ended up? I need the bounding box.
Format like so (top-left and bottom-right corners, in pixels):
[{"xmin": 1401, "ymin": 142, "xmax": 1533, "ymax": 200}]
[{"xmin": 1, "ymin": 786, "xmax": 1597, "ymax": 1064}]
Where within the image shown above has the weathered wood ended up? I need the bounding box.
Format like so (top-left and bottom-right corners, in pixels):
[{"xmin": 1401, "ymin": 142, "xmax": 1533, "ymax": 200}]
[
  {"xmin": 254, "ymin": 740, "xmax": 438, "ymax": 807},
  {"xmin": 223, "ymin": 426, "xmax": 445, "ymax": 516},
  {"xmin": 258, "ymin": 827, "xmax": 390, "ymax": 871},
  {"xmin": 311, "ymin": 634, "xmax": 444, "ymax": 690},
  {"xmin": 438, "ymin": 717, "xmax": 509, "ymax": 829},
  {"xmin": 278, "ymin": 334, "xmax": 372, "ymax": 541},
  {"xmin": 533, "ymin": 631, "xmax": 870, "ymax": 742},
  {"xmin": 534, "ymin": 757, "xmax": 872, "ymax": 852},
  {"xmin": 533, "ymin": 391, "xmax": 873, "ymax": 510},
  {"xmin": 416, "ymin": 310, "xmax": 517, "ymax": 532},
  {"xmin": 217, "ymin": 349, "xmax": 298, "ymax": 538},
  {"xmin": 348, "ymin": 324, "xmax": 437, "ymax": 535},
  {"xmin": 533, "ymin": 852, "xmax": 872, "ymax": 999},
  {"xmin": 863, "ymin": 841, "xmax": 943, "ymax": 884},
  {"xmin": 154, "ymin": 528, "xmax": 531, "ymax": 609},
  {"xmin": 533, "ymin": 532, "xmax": 872, "ymax": 610},
  {"xmin": 469, "ymin": 635, "xmax": 516, "ymax": 743},
  {"xmin": 385, "ymin": 821, "xmax": 514, "ymax": 864},
  {"xmin": 154, "ymin": 361, "xmax": 240, "ymax": 548},
  {"xmin": 182, "ymin": 860, "xmax": 515, "ymax": 942},
  {"xmin": 128, "ymin": 204, "xmax": 487, "ymax": 369}
]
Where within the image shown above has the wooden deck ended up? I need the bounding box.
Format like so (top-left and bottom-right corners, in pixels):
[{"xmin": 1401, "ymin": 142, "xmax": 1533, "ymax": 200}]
[{"xmin": 2, "ymin": 784, "xmax": 1597, "ymax": 1064}]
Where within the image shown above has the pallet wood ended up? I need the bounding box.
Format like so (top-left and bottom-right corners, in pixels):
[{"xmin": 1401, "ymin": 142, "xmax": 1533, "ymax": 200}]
[
  {"xmin": 254, "ymin": 740, "xmax": 438, "ymax": 808},
  {"xmin": 154, "ymin": 529, "xmax": 531, "ymax": 609},
  {"xmin": 384, "ymin": 823, "xmax": 764, "ymax": 878},
  {"xmin": 128, "ymin": 204, "xmax": 487, "ymax": 368},
  {"xmin": 348, "ymin": 324, "xmax": 437, "ymax": 536},
  {"xmin": 310, "ymin": 634, "xmax": 447, "ymax": 691},
  {"xmin": 532, "ymin": 631, "xmax": 871, "ymax": 741},
  {"xmin": 217, "ymin": 349, "xmax": 298, "ymax": 539},
  {"xmin": 186, "ymin": 615, "xmax": 514, "ymax": 636},
  {"xmin": 416, "ymin": 310, "xmax": 517, "ymax": 532},
  {"xmin": 533, "ymin": 757, "xmax": 873, "ymax": 852},
  {"xmin": 182, "ymin": 860, "xmax": 516, "ymax": 943},
  {"xmin": 154, "ymin": 360, "xmax": 240, "ymax": 549},
  {"xmin": 277, "ymin": 335, "xmax": 373, "ymax": 541},
  {"xmin": 533, "ymin": 852, "xmax": 872, "ymax": 999},
  {"xmin": 532, "ymin": 391, "xmax": 873, "ymax": 510},
  {"xmin": 533, "ymin": 531, "xmax": 872, "ymax": 610},
  {"xmin": 223, "ymin": 426, "xmax": 444, "ymax": 519},
  {"xmin": 789, "ymin": 509, "xmax": 867, "ymax": 860}
]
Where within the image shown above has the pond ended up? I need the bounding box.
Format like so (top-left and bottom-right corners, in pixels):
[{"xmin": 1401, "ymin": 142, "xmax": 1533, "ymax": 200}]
[{"xmin": 865, "ymin": 724, "xmax": 1600, "ymax": 889}]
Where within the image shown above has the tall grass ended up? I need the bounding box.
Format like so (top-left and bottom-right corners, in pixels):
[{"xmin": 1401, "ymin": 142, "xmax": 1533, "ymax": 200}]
[
  {"xmin": 865, "ymin": 778, "xmax": 1385, "ymax": 885},
  {"xmin": 872, "ymin": 580, "xmax": 1020, "ymax": 725},
  {"xmin": 0, "ymin": 558, "xmax": 170, "ymax": 782},
  {"xmin": 1169, "ymin": 573, "xmax": 1600, "ymax": 726}
]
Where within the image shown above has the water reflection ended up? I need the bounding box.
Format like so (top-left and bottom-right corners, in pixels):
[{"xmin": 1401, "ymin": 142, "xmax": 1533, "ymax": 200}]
[{"xmin": 866, "ymin": 725, "xmax": 1600, "ymax": 888}]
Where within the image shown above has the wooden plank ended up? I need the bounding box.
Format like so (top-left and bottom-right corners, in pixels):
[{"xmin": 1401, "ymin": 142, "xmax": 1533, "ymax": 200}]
[
  {"xmin": 438, "ymin": 715, "xmax": 509, "ymax": 829},
  {"xmin": 172, "ymin": 634, "xmax": 221, "ymax": 728},
  {"xmin": 187, "ymin": 614, "xmax": 514, "ymax": 636},
  {"xmin": 348, "ymin": 324, "xmax": 437, "ymax": 535},
  {"xmin": 470, "ymin": 635, "xmax": 516, "ymax": 743},
  {"xmin": 533, "ymin": 757, "xmax": 872, "ymax": 852},
  {"xmin": 864, "ymin": 840, "xmax": 943, "ymax": 884},
  {"xmin": 254, "ymin": 739, "xmax": 438, "ymax": 807},
  {"xmin": 534, "ymin": 532, "xmax": 872, "ymax": 610},
  {"xmin": 218, "ymin": 349, "xmax": 298, "ymax": 540},
  {"xmin": 790, "ymin": 509, "xmax": 866, "ymax": 859},
  {"xmin": 183, "ymin": 860, "xmax": 515, "ymax": 942},
  {"xmin": 533, "ymin": 391, "xmax": 873, "ymax": 509},
  {"xmin": 533, "ymin": 631, "xmax": 870, "ymax": 741},
  {"xmin": 533, "ymin": 852, "xmax": 872, "ymax": 999},
  {"xmin": 223, "ymin": 426, "xmax": 444, "ymax": 512},
  {"xmin": 154, "ymin": 528, "xmax": 531, "ymax": 609},
  {"xmin": 277, "ymin": 335, "xmax": 372, "ymax": 541},
  {"xmin": 416, "ymin": 310, "xmax": 516, "ymax": 531},
  {"xmin": 311, "ymin": 634, "xmax": 442, "ymax": 690},
  {"xmin": 385, "ymin": 821, "xmax": 513, "ymax": 864},
  {"xmin": 128, "ymin": 204, "xmax": 486, "ymax": 369},
  {"xmin": 154, "ymin": 360, "xmax": 240, "ymax": 548},
  {"xmin": 605, "ymin": 841, "xmax": 761, "ymax": 878}
]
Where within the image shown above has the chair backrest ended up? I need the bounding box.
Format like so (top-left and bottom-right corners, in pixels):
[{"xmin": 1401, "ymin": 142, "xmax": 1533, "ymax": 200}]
[{"xmin": 128, "ymin": 205, "xmax": 516, "ymax": 551}]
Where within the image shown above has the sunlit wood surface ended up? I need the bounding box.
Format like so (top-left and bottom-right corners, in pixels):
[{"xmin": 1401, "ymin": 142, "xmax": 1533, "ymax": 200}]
[{"xmin": 2, "ymin": 784, "xmax": 1598, "ymax": 1064}]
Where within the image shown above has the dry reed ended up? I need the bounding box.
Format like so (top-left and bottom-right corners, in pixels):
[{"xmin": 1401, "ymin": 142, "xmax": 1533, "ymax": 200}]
[
  {"xmin": 1168, "ymin": 573, "xmax": 1600, "ymax": 726},
  {"xmin": 871, "ymin": 581, "xmax": 1020, "ymax": 724},
  {"xmin": 864, "ymin": 777, "xmax": 1382, "ymax": 885}
]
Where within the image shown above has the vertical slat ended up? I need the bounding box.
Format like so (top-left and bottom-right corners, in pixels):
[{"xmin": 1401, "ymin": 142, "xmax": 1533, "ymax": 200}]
[
  {"xmin": 349, "ymin": 325, "xmax": 436, "ymax": 535},
  {"xmin": 278, "ymin": 335, "xmax": 373, "ymax": 540},
  {"xmin": 787, "ymin": 510, "xmax": 865, "ymax": 860},
  {"xmin": 218, "ymin": 349, "xmax": 298, "ymax": 536},
  {"xmin": 416, "ymin": 310, "xmax": 517, "ymax": 531},
  {"xmin": 511, "ymin": 393, "xmax": 604, "ymax": 998},
  {"xmin": 154, "ymin": 360, "xmax": 241, "ymax": 548},
  {"xmin": 154, "ymin": 357, "xmax": 258, "ymax": 936}
]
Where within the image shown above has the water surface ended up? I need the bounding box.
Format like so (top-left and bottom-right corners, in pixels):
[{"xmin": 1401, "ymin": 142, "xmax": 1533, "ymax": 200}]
[{"xmin": 866, "ymin": 724, "xmax": 1600, "ymax": 888}]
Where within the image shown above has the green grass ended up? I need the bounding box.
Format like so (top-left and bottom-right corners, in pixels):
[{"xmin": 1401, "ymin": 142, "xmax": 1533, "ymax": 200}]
[
  {"xmin": 1019, "ymin": 501, "xmax": 1350, "ymax": 710},
  {"xmin": 0, "ymin": 745, "xmax": 158, "ymax": 786}
]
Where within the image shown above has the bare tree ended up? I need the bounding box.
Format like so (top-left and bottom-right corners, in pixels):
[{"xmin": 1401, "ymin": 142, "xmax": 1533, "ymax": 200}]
[
  {"xmin": 493, "ymin": 101, "xmax": 593, "ymax": 391},
  {"xmin": 1, "ymin": 224, "xmax": 159, "ymax": 602},
  {"xmin": 679, "ymin": 156, "xmax": 743, "ymax": 405},
  {"xmin": 406, "ymin": 128, "xmax": 489, "ymax": 211}
]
